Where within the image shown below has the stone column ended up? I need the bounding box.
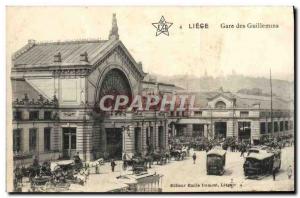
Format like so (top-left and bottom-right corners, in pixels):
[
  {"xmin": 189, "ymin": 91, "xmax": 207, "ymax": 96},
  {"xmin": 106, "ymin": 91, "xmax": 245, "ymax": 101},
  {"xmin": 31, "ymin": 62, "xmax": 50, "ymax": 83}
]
[
  {"xmin": 164, "ymin": 121, "xmax": 169, "ymax": 151},
  {"xmin": 227, "ymin": 120, "xmax": 233, "ymax": 137},
  {"xmin": 85, "ymin": 124, "xmax": 94, "ymax": 161},
  {"xmin": 149, "ymin": 125, "xmax": 154, "ymax": 151},
  {"xmin": 155, "ymin": 124, "xmax": 159, "ymax": 151},
  {"xmin": 171, "ymin": 123, "xmax": 175, "ymax": 137},
  {"xmin": 204, "ymin": 124, "xmax": 208, "ymax": 138},
  {"xmin": 126, "ymin": 125, "xmax": 135, "ymax": 155},
  {"xmin": 251, "ymin": 121, "xmax": 260, "ymax": 144},
  {"xmin": 141, "ymin": 123, "xmax": 147, "ymax": 154},
  {"xmin": 38, "ymin": 126, "xmax": 44, "ymax": 154},
  {"xmin": 23, "ymin": 128, "xmax": 30, "ymax": 153},
  {"xmin": 139, "ymin": 126, "xmax": 143, "ymax": 153},
  {"xmin": 211, "ymin": 122, "xmax": 215, "ymax": 139}
]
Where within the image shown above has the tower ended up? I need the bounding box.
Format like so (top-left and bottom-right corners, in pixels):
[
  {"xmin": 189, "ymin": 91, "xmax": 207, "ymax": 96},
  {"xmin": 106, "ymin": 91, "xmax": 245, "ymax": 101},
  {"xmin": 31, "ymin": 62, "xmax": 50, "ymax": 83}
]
[{"xmin": 109, "ymin": 13, "xmax": 119, "ymax": 40}]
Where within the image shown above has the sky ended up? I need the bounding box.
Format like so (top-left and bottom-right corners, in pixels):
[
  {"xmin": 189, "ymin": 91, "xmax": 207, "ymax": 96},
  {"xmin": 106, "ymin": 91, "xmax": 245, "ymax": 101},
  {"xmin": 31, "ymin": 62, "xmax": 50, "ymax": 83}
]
[{"xmin": 6, "ymin": 6, "xmax": 294, "ymax": 81}]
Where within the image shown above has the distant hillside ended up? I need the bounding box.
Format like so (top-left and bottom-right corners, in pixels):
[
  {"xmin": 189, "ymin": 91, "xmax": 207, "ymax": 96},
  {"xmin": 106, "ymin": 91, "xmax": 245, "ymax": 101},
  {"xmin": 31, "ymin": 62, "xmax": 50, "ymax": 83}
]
[{"xmin": 154, "ymin": 74, "xmax": 294, "ymax": 100}]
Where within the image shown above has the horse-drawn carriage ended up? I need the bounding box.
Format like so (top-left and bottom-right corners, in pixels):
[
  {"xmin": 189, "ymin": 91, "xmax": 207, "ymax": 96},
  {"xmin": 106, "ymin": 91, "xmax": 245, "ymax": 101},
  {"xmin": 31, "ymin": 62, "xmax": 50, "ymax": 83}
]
[
  {"xmin": 148, "ymin": 151, "xmax": 170, "ymax": 165},
  {"xmin": 243, "ymin": 147, "xmax": 281, "ymax": 179},
  {"xmin": 132, "ymin": 159, "xmax": 147, "ymax": 174},
  {"xmin": 206, "ymin": 149, "xmax": 226, "ymax": 175},
  {"xmin": 14, "ymin": 157, "xmax": 87, "ymax": 192},
  {"xmin": 51, "ymin": 160, "xmax": 85, "ymax": 183},
  {"xmin": 192, "ymin": 137, "xmax": 210, "ymax": 151},
  {"xmin": 30, "ymin": 159, "xmax": 86, "ymax": 192},
  {"xmin": 170, "ymin": 145, "xmax": 188, "ymax": 161}
]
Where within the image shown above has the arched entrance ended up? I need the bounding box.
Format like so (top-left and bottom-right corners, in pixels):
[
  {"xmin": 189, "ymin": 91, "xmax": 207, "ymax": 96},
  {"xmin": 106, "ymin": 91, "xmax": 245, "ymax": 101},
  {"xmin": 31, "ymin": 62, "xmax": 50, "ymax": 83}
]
[{"xmin": 95, "ymin": 68, "xmax": 133, "ymax": 159}]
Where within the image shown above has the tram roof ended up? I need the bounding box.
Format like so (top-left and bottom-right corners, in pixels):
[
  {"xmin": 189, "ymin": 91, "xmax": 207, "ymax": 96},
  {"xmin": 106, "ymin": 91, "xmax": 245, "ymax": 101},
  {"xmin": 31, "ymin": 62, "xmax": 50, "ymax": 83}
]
[
  {"xmin": 246, "ymin": 152, "xmax": 274, "ymax": 160},
  {"xmin": 207, "ymin": 149, "xmax": 226, "ymax": 156}
]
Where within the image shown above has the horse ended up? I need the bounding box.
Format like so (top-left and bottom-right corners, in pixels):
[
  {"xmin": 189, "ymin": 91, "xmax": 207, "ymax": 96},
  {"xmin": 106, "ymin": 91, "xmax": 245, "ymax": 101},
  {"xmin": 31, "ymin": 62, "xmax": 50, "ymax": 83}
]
[
  {"xmin": 151, "ymin": 151, "xmax": 163, "ymax": 165},
  {"xmin": 170, "ymin": 149, "xmax": 184, "ymax": 161},
  {"xmin": 143, "ymin": 154, "xmax": 153, "ymax": 168},
  {"xmin": 84, "ymin": 158, "xmax": 104, "ymax": 174}
]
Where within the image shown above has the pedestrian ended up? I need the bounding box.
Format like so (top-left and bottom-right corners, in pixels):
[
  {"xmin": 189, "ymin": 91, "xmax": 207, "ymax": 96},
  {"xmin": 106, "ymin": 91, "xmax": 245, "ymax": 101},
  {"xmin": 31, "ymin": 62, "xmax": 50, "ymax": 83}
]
[
  {"xmin": 111, "ymin": 159, "xmax": 116, "ymax": 172},
  {"xmin": 192, "ymin": 153, "xmax": 196, "ymax": 164},
  {"xmin": 272, "ymin": 166, "xmax": 276, "ymax": 181},
  {"xmin": 287, "ymin": 165, "xmax": 293, "ymax": 179},
  {"xmin": 240, "ymin": 146, "xmax": 245, "ymax": 157}
]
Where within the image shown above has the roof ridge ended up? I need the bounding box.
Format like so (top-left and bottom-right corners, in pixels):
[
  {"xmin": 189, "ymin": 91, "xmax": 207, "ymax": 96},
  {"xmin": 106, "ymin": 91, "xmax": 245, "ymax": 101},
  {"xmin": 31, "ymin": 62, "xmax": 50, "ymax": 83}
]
[
  {"xmin": 12, "ymin": 38, "xmax": 108, "ymax": 61},
  {"xmin": 36, "ymin": 38, "xmax": 107, "ymax": 45}
]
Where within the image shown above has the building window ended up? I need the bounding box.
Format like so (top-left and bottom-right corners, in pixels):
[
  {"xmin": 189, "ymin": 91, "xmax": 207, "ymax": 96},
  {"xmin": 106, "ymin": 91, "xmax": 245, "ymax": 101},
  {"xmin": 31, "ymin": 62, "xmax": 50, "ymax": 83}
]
[
  {"xmin": 260, "ymin": 111, "xmax": 271, "ymax": 118},
  {"xmin": 260, "ymin": 122, "xmax": 266, "ymax": 134},
  {"xmin": 280, "ymin": 121, "xmax": 284, "ymax": 131},
  {"xmin": 274, "ymin": 122, "xmax": 279, "ymax": 132},
  {"xmin": 44, "ymin": 128, "xmax": 51, "ymax": 152},
  {"xmin": 290, "ymin": 121, "xmax": 294, "ymax": 130},
  {"xmin": 29, "ymin": 111, "xmax": 39, "ymax": 120},
  {"xmin": 170, "ymin": 111, "xmax": 174, "ymax": 116},
  {"xmin": 285, "ymin": 121, "xmax": 289, "ymax": 131},
  {"xmin": 267, "ymin": 122, "xmax": 272, "ymax": 133},
  {"xmin": 240, "ymin": 111, "xmax": 249, "ymax": 118},
  {"xmin": 63, "ymin": 128, "xmax": 77, "ymax": 150},
  {"xmin": 13, "ymin": 129, "xmax": 22, "ymax": 152},
  {"xmin": 13, "ymin": 111, "xmax": 22, "ymax": 121},
  {"xmin": 194, "ymin": 111, "xmax": 202, "ymax": 116},
  {"xmin": 215, "ymin": 101, "xmax": 226, "ymax": 109},
  {"xmin": 29, "ymin": 128, "xmax": 37, "ymax": 152},
  {"xmin": 44, "ymin": 111, "xmax": 52, "ymax": 120}
]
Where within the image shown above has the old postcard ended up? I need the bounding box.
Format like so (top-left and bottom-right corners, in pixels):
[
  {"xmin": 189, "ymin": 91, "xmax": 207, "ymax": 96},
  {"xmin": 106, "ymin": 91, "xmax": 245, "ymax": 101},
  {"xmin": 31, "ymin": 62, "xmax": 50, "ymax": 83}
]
[{"xmin": 6, "ymin": 6, "xmax": 294, "ymax": 192}]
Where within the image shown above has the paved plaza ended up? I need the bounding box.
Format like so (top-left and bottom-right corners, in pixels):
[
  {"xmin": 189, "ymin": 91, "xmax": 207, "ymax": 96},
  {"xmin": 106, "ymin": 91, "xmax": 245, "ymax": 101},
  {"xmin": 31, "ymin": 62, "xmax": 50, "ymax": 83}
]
[{"xmin": 67, "ymin": 146, "xmax": 294, "ymax": 192}]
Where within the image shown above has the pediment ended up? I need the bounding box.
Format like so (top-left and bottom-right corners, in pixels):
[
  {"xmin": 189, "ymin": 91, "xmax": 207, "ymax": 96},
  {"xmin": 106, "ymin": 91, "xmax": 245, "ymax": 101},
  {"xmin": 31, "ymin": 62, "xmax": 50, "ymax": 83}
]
[
  {"xmin": 88, "ymin": 40, "xmax": 145, "ymax": 84},
  {"xmin": 208, "ymin": 94, "xmax": 234, "ymax": 109}
]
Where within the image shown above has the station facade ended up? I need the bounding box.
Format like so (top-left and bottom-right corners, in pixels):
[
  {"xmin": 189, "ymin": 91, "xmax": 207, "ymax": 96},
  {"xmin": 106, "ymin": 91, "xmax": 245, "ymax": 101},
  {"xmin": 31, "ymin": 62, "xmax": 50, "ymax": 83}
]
[
  {"xmin": 169, "ymin": 89, "xmax": 294, "ymax": 144},
  {"xmin": 11, "ymin": 14, "xmax": 294, "ymax": 165},
  {"xmin": 11, "ymin": 14, "xmax": 175, "ymax": 163}
]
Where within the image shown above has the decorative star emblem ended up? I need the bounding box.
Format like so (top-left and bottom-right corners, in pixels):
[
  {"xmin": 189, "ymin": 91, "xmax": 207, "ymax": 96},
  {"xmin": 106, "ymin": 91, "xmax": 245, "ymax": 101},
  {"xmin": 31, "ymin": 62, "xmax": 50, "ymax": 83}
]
[{"xmin": 152, "ymin": 16, "xmax": 173, "ymax": 36}]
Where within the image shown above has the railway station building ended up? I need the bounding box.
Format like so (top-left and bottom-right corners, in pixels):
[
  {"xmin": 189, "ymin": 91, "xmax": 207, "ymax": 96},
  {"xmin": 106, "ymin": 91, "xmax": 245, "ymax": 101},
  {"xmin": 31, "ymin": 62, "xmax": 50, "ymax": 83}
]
[{"xmin": 11, "ymin": 14, "xmax": 294, "ymax": 165}]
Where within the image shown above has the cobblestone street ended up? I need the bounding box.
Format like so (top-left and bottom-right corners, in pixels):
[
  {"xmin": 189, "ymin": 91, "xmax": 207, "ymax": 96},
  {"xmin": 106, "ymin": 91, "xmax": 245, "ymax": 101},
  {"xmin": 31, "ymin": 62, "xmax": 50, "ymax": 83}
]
[{"xmin": 66, "ymin": 146, "xmax": 294, "ymax": 192}]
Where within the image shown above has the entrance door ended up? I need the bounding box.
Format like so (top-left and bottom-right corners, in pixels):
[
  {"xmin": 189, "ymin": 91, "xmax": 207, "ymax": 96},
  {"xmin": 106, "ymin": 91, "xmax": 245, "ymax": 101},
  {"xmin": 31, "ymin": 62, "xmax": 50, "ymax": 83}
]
[
  {"xmin": 106, "ymin": 128, "xmax": 122, "ymax": 159},
  {"xmin": 62, "ymin": 127, "xmax": 76, "ymax": 159},
  {"xmin": 214, "ymin": 122, "xmax": 227, "ymax": 140},
  {"xmin": 238, "ymin": 122, "xmax": 251, "ymax": 143},
  {"xmin": 158, "ymin": 126, "xmax": 164, "ymax": 150},
  {"xmin": 192, "ymin": 124, "xmax": 204, "ymax": 137}
]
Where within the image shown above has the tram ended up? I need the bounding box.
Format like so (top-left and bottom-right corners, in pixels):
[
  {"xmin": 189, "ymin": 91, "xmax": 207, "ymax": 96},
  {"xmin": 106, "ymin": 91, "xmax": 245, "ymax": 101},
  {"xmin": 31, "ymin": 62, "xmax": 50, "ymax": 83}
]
[{"xmin": 206, "ymin": 149, "xmax": 226, "ymax": 175}]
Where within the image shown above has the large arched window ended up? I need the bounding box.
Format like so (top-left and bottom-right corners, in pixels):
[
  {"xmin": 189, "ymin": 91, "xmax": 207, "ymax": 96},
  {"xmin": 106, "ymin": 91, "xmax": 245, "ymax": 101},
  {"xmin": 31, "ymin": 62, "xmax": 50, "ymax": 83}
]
[
  {"xmin": 215, "ymin": 101, "xmax": 226, "ymax": 109},
  {"xmin": 97, "ymin": 68, "xmax": 132, "ymax": 111}
]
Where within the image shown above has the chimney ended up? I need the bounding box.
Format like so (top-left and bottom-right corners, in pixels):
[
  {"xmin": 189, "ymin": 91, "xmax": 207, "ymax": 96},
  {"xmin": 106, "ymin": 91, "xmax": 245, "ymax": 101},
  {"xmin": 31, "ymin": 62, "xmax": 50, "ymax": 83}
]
[
  {"xmin": 54, "ymin": 52, "xmax": 62, "ymax": 62},
  {"xmin": 137, "ymin": 61, "xmax": 143, "ymax": 70},
  {"xmin": 80, "ymin": 52, "xmax": 89, "ymax": 62},
  {"xmin": 109, "ymin": 13, "xmax": 119, "ymax": 40},
  {"xmin": 28, "ymin": 39, "xmax": 36, "ymax": 44}
]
